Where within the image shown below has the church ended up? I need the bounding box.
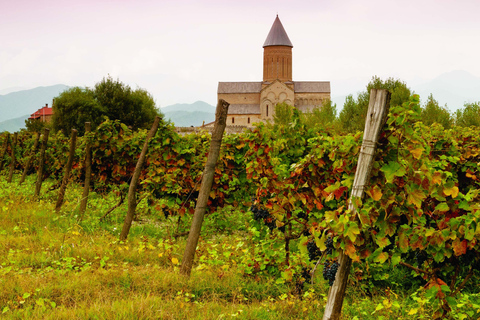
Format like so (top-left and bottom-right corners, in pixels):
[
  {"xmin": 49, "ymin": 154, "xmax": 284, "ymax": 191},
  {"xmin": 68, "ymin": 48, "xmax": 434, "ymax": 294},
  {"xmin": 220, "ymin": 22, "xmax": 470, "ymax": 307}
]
[{"xmin": 217, "ymin": 15, "xmax": 331, "ymax": 127}]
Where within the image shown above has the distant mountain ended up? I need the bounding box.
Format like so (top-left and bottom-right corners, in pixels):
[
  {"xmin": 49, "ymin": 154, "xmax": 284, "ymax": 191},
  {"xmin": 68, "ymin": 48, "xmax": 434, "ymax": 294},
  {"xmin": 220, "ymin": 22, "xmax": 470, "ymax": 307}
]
[
  {"xmin": 164, "ymin": 110, "xmax": 215, "ymax": 127},
  {"xmin": 0, "ymin": 84, "xmax": 69, "ymax": 123},
  {"xmin": 161, "ymin": 101, "xmax": 216, "ymax": 114},
  {"xmin": 161, "ymin": 101, "xmax": 215, "ymax": 126},
  {"xmin": 414, "ymin": 70, "xmax": 480, "ymax": 110},
  {"xmin": 0, "ymin": 115, "xmax": 29, "ymax": 133},
  {"xmin": 0, "ymin": 86, "xmax": 30, "ymax": 95}
]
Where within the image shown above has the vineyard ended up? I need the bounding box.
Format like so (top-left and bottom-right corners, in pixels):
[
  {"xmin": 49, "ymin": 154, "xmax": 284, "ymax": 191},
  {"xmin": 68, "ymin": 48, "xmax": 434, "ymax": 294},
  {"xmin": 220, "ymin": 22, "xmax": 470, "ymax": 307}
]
[{"xmin": 1, "ymin": 94, "xmax": 480, "ymax": 319}]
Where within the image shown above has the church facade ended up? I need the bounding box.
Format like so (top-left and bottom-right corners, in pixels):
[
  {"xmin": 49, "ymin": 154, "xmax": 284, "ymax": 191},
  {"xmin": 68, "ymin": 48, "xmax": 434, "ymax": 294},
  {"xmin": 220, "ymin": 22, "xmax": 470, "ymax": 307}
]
[{"xmin": 217, "ymin": 15, "xmax": 331, "ymax": 127}]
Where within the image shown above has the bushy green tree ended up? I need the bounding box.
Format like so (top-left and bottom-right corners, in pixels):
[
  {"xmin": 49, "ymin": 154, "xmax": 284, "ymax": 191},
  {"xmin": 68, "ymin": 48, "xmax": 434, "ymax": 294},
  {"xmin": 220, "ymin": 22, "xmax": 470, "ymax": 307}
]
[
  {"xmin": 273, "ymin": 102, "xmax": 294, "ymax": 127},
  {"xmin": 25, "ymin": 118, "xmax": 51, "ymax": 133},
  {"xmin": 420, "ymin": 94, "xmax": 453, "ymax": 129},
  {"xmin": 52, "ymin": 87, "xmax": 104, "ymax": 135},
  {"xmin": 338, "ymin": 76, "xmax": 412, "ymax": 134},
  {"xmin": 301, "ymin": 99, "xmax": 338, "ymax": 130},
  {"xmin": 337, "ymin": 95, "xmax": 363, "ymax": 133},
  {"xmin": 93, "ymin": 76, "xmax": 158, "ymax": 130},
  {"xmin": 52, "ymin": 76, "xmax": 161, "ymax": 135},
  {"xmin": 455, "ymin": 102, "xmax": 480, "ymax": 127}
]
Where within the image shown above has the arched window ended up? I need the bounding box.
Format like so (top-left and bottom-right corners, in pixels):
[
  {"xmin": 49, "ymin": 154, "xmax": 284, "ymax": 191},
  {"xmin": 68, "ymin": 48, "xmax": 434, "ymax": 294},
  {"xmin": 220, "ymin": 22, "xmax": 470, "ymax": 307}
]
[
  {"xmin": 266, "ymin": 105, "xmax": 269, "ymax": 117},
  {"xmin": 232, "ymin": 117, "xmax": 235, "ymax": 124},
  {"xmin": 248, "ymin": 117, "xmax": 250, "ymax": 124}
]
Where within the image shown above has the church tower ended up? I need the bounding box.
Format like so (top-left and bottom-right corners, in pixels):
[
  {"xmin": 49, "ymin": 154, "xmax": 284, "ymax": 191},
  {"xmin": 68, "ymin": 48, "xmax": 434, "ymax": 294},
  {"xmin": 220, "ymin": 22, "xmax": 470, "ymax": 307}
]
[
  {"xmin": 263, "ymin": 15, "xmax": 293, "ymax": 83},
  {"xmin": 216, "ymin": 15, "xmax": 330, "ymax": 128}
]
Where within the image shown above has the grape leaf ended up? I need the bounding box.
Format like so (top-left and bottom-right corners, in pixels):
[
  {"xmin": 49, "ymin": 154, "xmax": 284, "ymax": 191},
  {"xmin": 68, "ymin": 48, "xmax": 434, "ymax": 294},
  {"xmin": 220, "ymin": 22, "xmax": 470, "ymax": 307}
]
[
  {"xmin": 410, "ymin": 147, "xmax": 424, "ymax": 159},
  {"xmin": 381, "ymin": 162, "xmax": 406, "ymax": 183},
  {"xmin": 406, "ymin": 184, "xmax": 426, "ymax": 208},
  {"xmin": 452, "ymin": 239, "xmax": 467, "ymax": 256}
]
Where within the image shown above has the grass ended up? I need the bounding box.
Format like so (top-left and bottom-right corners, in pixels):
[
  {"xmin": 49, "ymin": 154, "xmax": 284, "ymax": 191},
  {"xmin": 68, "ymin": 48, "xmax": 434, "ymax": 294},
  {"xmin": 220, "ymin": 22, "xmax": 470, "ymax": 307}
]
[{"xmin": 1, "ymin": 174, "xmax": 479, "ymax": 319}]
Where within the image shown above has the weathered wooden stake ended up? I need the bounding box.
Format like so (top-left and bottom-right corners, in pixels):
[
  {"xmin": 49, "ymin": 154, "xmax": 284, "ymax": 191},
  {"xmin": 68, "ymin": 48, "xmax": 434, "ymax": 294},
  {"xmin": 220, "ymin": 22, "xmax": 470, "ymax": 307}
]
[
  {"xmin": 322, "ymin": 89, "xmax": 391, "ymax": 320},
  {"xmin": 119, "ymin": 116, "xmax": 162, "ymax": 241},
  {"xmin": 19, "ymin": 132, "xmax": 41, "ymax": 185},
  {"xmin": 55, "ymin": 129, "xmax": 78, "ymax": 212},
  {"xmin": 34, "ymin": 128, "xmax": 50, "ymax": 198},
  {"xmin": 0, "ymin": 133, "xmax": 10, "ymax": 174},
  {"xmin": 180, "ymin": 99, "xmax": 230, "ymax": 277},
  {"xmin": 78, "ymin": 122, "xmax": 92, "ymax": 222},
  {"xmin": 7, "ymin": 132, "xmax": 18, "ymax": 183}
]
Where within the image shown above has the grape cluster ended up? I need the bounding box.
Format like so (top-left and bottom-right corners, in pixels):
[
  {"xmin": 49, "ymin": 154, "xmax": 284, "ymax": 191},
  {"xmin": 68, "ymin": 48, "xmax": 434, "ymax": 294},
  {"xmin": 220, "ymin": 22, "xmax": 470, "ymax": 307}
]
[
  {"xmin": 325, "ymin": 236, "xmax": 334, "ymax": 255},
  {"xmin": 307, "ymin": 240, "xmax": 321, "ymax": 262},
  {"xmin": 323, "ymin": 260, "xmax": 339, "ymax": 286},
  {"xmin": 301, "ymin": 267, "xmax": 311, "ymax": 281},
  {"xmin": 264, "ymin": 218, "xmax": 276, "ymax": 231},
  {"xmin": 251, "ymin": 204, "xmax": 269, "ymax": 221},
  {"xmin": 250, "ymin": 204, "xmax": 277, "ymax": 232}
]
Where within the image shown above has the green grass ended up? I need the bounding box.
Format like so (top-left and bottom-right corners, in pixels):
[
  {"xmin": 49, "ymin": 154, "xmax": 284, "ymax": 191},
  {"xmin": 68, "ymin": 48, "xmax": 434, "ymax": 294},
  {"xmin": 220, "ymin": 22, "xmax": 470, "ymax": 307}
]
[{"xmin": 1, "ymin": 174, "xmax": 479, "ymax": 319}]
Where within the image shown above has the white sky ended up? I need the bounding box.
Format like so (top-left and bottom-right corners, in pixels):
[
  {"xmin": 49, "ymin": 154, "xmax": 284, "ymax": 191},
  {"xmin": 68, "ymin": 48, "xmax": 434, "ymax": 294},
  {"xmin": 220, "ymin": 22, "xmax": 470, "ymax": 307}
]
[{"xmin": 1, "ymin": 0, "xmax": 479, "ymax": 107}]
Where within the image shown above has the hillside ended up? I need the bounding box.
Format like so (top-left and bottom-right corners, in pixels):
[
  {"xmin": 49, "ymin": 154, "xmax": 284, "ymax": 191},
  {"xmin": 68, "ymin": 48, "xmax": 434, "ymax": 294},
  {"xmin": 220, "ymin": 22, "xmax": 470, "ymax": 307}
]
[
  {"xmin": 161, "ymin": 101, "xmax": 216, "ymax": 114},
  {"xmin": 0, "ymin": 84, "xmax": 69, "ymax": 122},
  {"xmin": 161, "ymin": 101, "xmax": 215, "ymax": 126},
  {"xmin": 0, "ymin": 115, "xmax": 29, "ymax": 133}
]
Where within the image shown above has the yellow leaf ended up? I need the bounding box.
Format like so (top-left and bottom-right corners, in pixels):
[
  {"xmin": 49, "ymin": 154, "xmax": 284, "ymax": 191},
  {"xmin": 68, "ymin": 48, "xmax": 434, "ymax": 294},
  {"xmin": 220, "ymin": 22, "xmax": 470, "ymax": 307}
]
[
  {"xmin": 158, "ymin": 253, "xmax": 163, "ymax": 258},
  {"xmin": 407, "ymin": 188, "xmax": 426, "ymax": 208},
  {"xmin": 432, "ymin": 172, "xmax": 442, "ymax": 185},
  {"xmin": 383, "ymin": 299, "xmax": 392, "ymax": 308},
  {"xmin": 408, "ymin": 308, "xmax": 418, "ymax": 315},
  {"xmin": 443, "ymin": 186, "xmax": 459, "ymax": 198},
  {"xmin": 370, "ymin": 185, "xmax": 383, "ymax": 201},
  {"xmin": 410, "ymin": 147, "xmax": 424, "ymax": 159},
  {"xmin": 375, "ymin": 252, "xmax": 389, "ymax": 263},
  {"xmin": 171, "ymin": 257, "xmax": 179, "ymax": 265}
]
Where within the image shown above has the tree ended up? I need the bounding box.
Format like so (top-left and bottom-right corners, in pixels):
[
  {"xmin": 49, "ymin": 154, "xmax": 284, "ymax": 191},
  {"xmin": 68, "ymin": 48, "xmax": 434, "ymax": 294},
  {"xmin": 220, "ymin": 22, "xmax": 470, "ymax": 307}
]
[
  {"xmin": 273, "ymin": 102, "xmax": 294, "ymax": 126},
  {"xmin": 52, "ymin": 87, "xmax": 104, "ymax": 135},
  {"xmin": 25, "ymin": 118, "xmax": 50, "ymax": 133},
  {"xmin": 301, "ymin": 99, "xmax": 338, "ymax": 130},
  {"xmin": 337, "ymin": 95, "xmax": 362, "ymax": 134},
  {"xmin": 52, "ymin": 76, "xmax": 161, "ymax": 135},
  {"xmin": 338, "ymin": 76, "xmax": 412, "ymax": 134},
  {"xmin": 455, "ymin": 102, "xmax": 480, "ymax": 127},
  {"xmin": 420, "ymin": 94, "xmax": 453, "ymax": 129}
]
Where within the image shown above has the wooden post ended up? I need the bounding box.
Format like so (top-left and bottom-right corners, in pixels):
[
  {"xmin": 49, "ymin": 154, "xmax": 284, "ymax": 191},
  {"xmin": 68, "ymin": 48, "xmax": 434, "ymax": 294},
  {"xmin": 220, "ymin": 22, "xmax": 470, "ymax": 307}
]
[
  {"xmin": 19, "ymin": 132, "xmax": 41, "ymax": 185},
  {"xmin": 7, "ymin": 132, "xmax": 18, "ymax": 183},
  {"xmin": 78, "ymin": 122, "xmax": 92, "ymax": 222},
  {"xmin": 322, "ymin": 89, "xmax": 391, "ymax": 320},
  {"xmin": 119, "ymin": 116, "xmax": 162, "ymax": 241},
  {"xmin": 34, "ymin": 128, "xmax": 50, "ymax": 198},
  {"xmin": 0, "ymin": 133, "xmax": 10, "ymax": 174},
  {"xmin": 55, "ymin": 129, "xmax": 78, "ymax": 212},
  {"xmin": 180, "ymin": 99, "xmax": 230, "ymax": 277}
]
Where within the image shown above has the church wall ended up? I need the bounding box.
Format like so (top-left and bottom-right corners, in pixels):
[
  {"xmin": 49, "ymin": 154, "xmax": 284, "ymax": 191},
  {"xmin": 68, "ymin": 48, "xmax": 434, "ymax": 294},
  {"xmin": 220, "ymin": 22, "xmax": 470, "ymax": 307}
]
[
  {"xmin": 226, "ymin": 114, "xmax": 262, "ymax": 126},
  {"xmin": 218, "ymin": 93, "xmax": 260, "ymax": 105},
  {"xmin": 260, "ymin": 81, "xmax": 295, "ymax": 120},
  {"xmin": 294, "ymin": 92, "xmax": 331, "ymax": 108}
]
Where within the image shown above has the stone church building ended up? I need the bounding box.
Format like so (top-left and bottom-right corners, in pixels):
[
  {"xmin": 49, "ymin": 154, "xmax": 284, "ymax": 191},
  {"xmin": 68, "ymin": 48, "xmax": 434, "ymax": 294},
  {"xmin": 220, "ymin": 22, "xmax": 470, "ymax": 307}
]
[{"xmin": 217, "ymin": 15, "xmax": 331, "ymax": 127}]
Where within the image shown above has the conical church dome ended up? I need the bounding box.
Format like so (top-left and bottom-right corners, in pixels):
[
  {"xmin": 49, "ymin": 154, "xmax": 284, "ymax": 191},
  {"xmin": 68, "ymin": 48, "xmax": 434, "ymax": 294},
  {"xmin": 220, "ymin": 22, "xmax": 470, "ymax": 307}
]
[{"xmin": 263, "ymin": 15, "xmax": 293, "ymax": 48}]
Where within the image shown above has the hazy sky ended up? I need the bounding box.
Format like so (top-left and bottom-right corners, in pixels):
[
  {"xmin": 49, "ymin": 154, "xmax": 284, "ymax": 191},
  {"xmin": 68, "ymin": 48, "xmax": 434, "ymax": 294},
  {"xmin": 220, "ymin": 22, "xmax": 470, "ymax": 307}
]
[{"xmin": 1, "ymin": 0, "xmax": 479, "ymax": 107}]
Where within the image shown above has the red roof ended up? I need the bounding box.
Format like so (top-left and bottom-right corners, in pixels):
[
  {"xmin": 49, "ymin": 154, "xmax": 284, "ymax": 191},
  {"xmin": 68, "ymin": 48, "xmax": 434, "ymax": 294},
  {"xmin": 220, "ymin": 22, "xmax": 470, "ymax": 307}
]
[{"xmin": 29, "ymin": 106, "xmax": 53, "ymax": 119}]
